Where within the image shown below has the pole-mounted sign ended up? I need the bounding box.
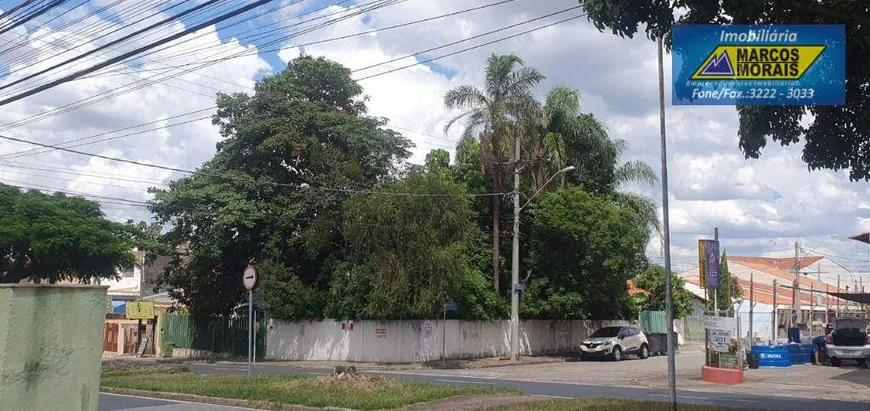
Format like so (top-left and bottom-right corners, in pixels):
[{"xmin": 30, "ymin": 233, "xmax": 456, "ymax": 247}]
[
  {"xmin": 243, "ymin": 265, "xmax": 258, "ymax": 290},
  {"xmin": 243, "ymin": 265, "xmax": 257, "ymax": 376}
]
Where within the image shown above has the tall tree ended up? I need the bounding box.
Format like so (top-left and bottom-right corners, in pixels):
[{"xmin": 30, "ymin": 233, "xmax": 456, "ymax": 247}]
[
  {"xmin": 150, "ymin": 56, "xmax": 411, "ymax": 317},
  {"xmin": 0, "ymin": 184, "xmax": 135, "ymax": 283},
  {"xmin": 333, "ymin": 168, "xmax": 476, "ymax": 319},
  {"xmin": 635, "ymin": 265, "xmax": 694, "ymax": 319},
  {"xmin": 579, "ymin": 0, "xmax": 870, "ymax": 181},
  {"xmin": 523, "ymin": 187, "xmax": 648, "ymax": 319},
  {"xmin": 710, "ymin": 250, "xmax": 743, "ymax": 313},
  {"xmin": 444, "ymin": 54, "xmax": 544, "ymax": 292}
]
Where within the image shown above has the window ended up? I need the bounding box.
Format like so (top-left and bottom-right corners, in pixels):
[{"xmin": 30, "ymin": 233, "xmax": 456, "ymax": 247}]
[{"xmin": 122, "ymin": 265, "xmax": 135, "ymax": 278}]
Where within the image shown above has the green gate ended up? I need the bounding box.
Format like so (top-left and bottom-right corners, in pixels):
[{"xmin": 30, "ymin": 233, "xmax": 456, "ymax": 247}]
[
  {"xmin": 161, "ymin": 313, "xmax": 265, "ymax": 358},
  {"xmin": 640, "ymin": 310, "xmax": 668, "ymax": 334}
]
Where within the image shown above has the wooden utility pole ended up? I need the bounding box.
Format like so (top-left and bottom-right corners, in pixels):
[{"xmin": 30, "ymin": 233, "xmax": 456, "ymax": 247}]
[{"xmin": 837, "ymin": 275, "xmax": 841, "ymax": 318}]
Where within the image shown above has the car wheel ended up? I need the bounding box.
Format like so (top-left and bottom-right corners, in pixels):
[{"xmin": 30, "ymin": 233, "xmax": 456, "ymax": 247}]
[
  {"xmin": 639, "ymin": 344, "xmax": 649, "ymax": 359},
  {"xmin": 831, "ymin": 358, "xmax": 842, "ymax": 367},
  {"xmin": 611, "ymin": 346, "xmax": 622, "ymax": 362}
]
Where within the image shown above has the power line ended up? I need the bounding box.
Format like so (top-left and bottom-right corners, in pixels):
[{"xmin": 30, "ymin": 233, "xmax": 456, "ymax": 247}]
[
  {"xmin": 0, "ymin": 0, "xmax": 71, "ymax": 37},
  {"xmin": 0, "ymin": 0, "xmax": 281, "ymax": 106},
  {"xmin": 354, "ymin": 13, "xmax": 584, "ymax": 81},
  {"xmin": 0, "ymin": 161, "xmax": 166, "ymax": 185},
  {"xmin": 0, "ymin": 0, "xmax": 401, "ymax": 131},
  {"xmin": 0, "ymin": 132, "xmax": 193, "ymax": 173}
]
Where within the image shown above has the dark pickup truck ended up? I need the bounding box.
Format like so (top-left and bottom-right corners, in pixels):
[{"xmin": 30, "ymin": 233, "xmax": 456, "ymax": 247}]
[{"xmin": 825, "ymin": 318, "xmax": 870, "ymax": 366}]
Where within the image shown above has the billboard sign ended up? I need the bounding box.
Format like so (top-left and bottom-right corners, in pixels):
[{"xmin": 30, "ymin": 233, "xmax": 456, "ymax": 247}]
[{"xmin": 673, "ymin": 24, "xmax": 845, "ymax": 105}]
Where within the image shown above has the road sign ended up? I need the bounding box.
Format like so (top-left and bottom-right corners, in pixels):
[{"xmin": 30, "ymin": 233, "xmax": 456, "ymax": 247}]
[
  {"xmin": 444, "ymin": 303, "xmax": 459, "ymax": 311},
  {"xmin": 125, "ymin": 301, "xmax": 155, "ymax": 320},
  {"xmin": 243, "ymin": 265, "xmax": 257, "ymax": 290}
]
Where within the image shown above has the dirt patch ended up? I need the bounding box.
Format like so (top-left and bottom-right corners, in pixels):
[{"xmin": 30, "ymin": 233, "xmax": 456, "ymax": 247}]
[{"xmin": 406, "ymin": 395, "xmax": 539, "ymax": 410}]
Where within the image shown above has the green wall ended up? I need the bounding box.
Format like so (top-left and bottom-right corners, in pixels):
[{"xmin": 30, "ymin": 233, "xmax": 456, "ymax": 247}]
[{"xmin": 0, "ymin": 284, "xmax": 108, "ymax": 411}]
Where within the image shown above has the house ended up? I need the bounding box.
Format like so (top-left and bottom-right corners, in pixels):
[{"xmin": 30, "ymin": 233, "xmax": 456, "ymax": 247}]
[
  {"xmin": 678, "ymin": 255, "xmax": 861, "ymax": 342},
  {"xmin": 100, "ymin": 249, "xmax": 171, "ymax": 314}
]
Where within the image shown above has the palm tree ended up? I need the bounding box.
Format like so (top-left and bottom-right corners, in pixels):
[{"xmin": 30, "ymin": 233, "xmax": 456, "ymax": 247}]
[
  {"xmin": 531, "ymin": 86, "xmax": 661, "ymax": 238},
  {"xmin": 611, "ymin": 138, "xmax": 661, "ymax": 237},
  {"xmin": 443, "ymin": 54, "xmax": 544, "ymax": 293}
]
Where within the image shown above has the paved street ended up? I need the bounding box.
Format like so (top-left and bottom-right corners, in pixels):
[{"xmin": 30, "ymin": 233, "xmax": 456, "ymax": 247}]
[
  {"xmin": 173, "ymin": 362, "xmax": 870, "ymax": 410},
  {"xmin": 99, "ymin": 393, "xmax": 257, "ymax": 411}
]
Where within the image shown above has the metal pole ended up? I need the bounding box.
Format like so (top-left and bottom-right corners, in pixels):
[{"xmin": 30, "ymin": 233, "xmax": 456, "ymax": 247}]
[
  {"xmin": 714, "ymin": 228, "xmax": 719, "ymax": 317},
  {"xmin": 837, "ymin": 275, "xmax": 841, "ymax": 318},
  {"xmin": 510, "ymin": 114, "xmax": 521, "ymax": 362},
  {"xmin": 248, "ymin": 289, "xmax": 252, "ymax": 376},
  {"xmin": 656, "ymin": 35, "xmax": 677, "ymax": 411},
  {"xmin": 794, "ymin": 241, "xmax": 801, "ymax": 325},
  {"xmin": 772, "ymin": 280, "xmax": 778, "ymax": 342},
  {"xmin": 749, "ymin": 274, "xmax": 754, "ymax": 343},
  {"xmin": 253, "ymin": 309, "xmax": 257, "ymax": 364},
  {"xmin": 442, "ymin": 304, "xmax": 447, "ymax": 366}
]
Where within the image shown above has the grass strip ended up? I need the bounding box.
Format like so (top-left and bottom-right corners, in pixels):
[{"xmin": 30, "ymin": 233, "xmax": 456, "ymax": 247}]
[{"xmin": 101, "ymin": 370, "xmax": 515, "ymax": 410}]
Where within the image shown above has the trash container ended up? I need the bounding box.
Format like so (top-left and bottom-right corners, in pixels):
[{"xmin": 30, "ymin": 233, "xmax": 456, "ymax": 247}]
[
  {"xmin": 747, "ymin": 352, "xmax": 760, "ymax": 369},
  {"xmin": 787, "ymin": 327, "xmax": 801, "ymax": 343},
  {"xmin": 752, "ymin": 345, "xmax": 791, "ymax": 367},
  {"xmin": 647, "ymin": 333, "xmax": 667, "ymax": 356}
]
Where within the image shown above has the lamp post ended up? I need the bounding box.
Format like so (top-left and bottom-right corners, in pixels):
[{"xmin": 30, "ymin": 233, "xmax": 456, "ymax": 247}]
[{"xmin": 510, "ymin": 163, "xmax": 575, "ymax": 361}]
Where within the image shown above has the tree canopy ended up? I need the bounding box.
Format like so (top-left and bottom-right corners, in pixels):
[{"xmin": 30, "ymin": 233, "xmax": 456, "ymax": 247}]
[
  {"xmin": 150, "ymin": 56, "xmax": 411, "ymax": 317},
  {"xmin": 0, "ymin": 184, "xmax": 134, "ymax": 284},
  {"xmin": 579, "ymin": 0, "xmax": 870, "ymax": 181},
  {"xmin": 634, "ymin": 265, "xmax": 695, "ymax": 319},
  {"xmin": 148, "ymin": 53, "xmax": 657, "ymax": 322}
]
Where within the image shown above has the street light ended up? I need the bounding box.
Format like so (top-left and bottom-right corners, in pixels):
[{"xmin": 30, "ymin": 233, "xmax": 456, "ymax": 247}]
[{"xmin": 510, "ymin": 164, "xmax": 575, "ymax": 361}]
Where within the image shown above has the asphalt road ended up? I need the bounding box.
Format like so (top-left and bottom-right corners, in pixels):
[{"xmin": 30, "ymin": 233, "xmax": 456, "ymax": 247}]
[
  {"xmin": 99, "ymin": 392, "xmax": 255, "ymax": 410},
  {"xmin": 100, "ymin": 362, "xmax": 870, "ymax": 410}
]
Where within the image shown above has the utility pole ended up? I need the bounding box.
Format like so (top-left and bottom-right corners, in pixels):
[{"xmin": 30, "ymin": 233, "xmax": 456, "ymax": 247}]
[
  {"xmin": 510, "ymin": 115, "xmax": 521, "ymax": 362},
  {"xmin": 656, "ymin": 35, "xmax": 677, "ymax": 411},
  {"xmin": 714, "ymin": 227, "xmax": 719, "ymax": 316},
  {"xmin": 749, "ymin": 273, "xmax": 754, "ymax": 343},
  {"xmin": 837, "ymin": 274, "xmax": 841, "ymax": 318},
  {"xmin": 794, "ymin": 241, "xmax": 801, "ymax": 325},
  {"xmin": 772, "ymin": 279, "xmax": 778, "ymax": 342}
]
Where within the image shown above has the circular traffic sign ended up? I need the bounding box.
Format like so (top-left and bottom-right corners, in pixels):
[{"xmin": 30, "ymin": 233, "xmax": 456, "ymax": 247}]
[{"xmin": 243, "ymin": 265, "xmax": 258, "ymax": 290}]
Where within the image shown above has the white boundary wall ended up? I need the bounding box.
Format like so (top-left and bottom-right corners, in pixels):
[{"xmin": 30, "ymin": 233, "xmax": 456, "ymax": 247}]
[{"xmin": 265, "ymin": 319, "xmax": 634, "ymax": 362}]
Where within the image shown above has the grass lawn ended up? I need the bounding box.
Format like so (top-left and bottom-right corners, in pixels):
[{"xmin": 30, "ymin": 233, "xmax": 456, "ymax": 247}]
[
  {"xmin": 487, "ymin": 398, "xmax": 747, "ymax": 410},
  {"xmin": 101, "ymin": 368, "xmax": 515, "ymax": 410}
]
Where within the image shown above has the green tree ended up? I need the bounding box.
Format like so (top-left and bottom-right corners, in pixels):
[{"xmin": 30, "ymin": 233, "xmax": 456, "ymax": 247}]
[
  {"xmin": 709, "ymin": 250, "xmax": 743, "ymax": 312},
  {"xmin": 444, "ymin": 54, "xmax": 544, "ymax": 292},
  {"xmin": 0, "ymin": 184, "xmax": 135, "ymax": 283},
  {"xmin": 333, "ymin": 169, "xmax": 477, "ymax": 319},
  {"xmin": 150, "ymin": 56, "xmax": 411, "ymax": 317},
  {"xmin": 579, "ymin": 0, "xmax": 870, "ymax": 181},
  {"xmin": 522, "ymin": 187, "xmax": 648, "ymax": 319},
  {"xmin": 634, "ymin": 265, "xmax": 694, "ymax": 319}
]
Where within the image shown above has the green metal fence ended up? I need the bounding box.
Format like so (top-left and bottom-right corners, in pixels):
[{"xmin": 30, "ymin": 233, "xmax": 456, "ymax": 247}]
[
  {"xmin": 161, "ymin": 313, "xmax": 265, "ymax": 358},
  {"xmin": 640, "ymin": 310, "xmax": 668, "ymax": 334}
]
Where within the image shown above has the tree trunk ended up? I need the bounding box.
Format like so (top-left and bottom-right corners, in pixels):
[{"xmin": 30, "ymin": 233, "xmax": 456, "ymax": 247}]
[{"xmin": 492, "ymin": 195, "xmax": 500, "ymax": 293}]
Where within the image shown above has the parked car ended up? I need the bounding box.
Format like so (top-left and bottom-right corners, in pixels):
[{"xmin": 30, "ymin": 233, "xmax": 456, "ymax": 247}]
[
  {"xmin": 580, "ymin": 326, "xmax": 649, "ymax": 361},
  {"xmin": 824, "ymin": 318, "xmax": 870, "ymax": 366}
]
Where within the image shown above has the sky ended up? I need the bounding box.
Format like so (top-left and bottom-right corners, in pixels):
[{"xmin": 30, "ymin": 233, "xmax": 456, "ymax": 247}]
[{"xmin": 1, "ymin": 0, "xmax": 870, "ymax": 272}]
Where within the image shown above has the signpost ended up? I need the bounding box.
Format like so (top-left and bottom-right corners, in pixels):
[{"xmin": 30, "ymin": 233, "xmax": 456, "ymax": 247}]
[
  {"xmin": 126, "ymin": 301, "xmax": 155, "ymax": 357},
  {"xmin": 243, "ymin": 265, "xmax": 257, "ymax": 376}
]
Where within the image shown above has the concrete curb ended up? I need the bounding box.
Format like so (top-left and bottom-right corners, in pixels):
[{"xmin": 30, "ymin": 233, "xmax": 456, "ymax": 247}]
[{"xmin": 100, "ymin": 387, "xmax": 335, "ymax": 410}]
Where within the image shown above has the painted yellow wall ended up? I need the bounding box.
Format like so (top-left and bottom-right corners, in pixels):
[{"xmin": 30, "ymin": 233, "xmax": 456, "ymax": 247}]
[{"xmin": 0, "ymin": 284, "xmax": 108, "ymax": 411}]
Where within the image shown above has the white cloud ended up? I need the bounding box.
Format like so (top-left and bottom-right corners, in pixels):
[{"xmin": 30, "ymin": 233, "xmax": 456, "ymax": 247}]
[{"xmin": 3, "ymin": 1, "xmax": 870, "ymax": 272}]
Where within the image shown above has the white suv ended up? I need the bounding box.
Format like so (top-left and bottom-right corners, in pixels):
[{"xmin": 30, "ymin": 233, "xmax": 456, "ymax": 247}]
[{"xmin": 580, "ymin": 326, "xmax": 649, "ymax": 361}]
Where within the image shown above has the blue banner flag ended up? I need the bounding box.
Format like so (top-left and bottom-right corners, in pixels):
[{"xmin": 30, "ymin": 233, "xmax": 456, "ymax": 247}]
[
  {"xmin": 672, "ymin": 24, "xmax": 845, "ymax": 106},
  {"xmin": 699, "ymin": 240, "xmax": 721, "ymax": 289}
]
